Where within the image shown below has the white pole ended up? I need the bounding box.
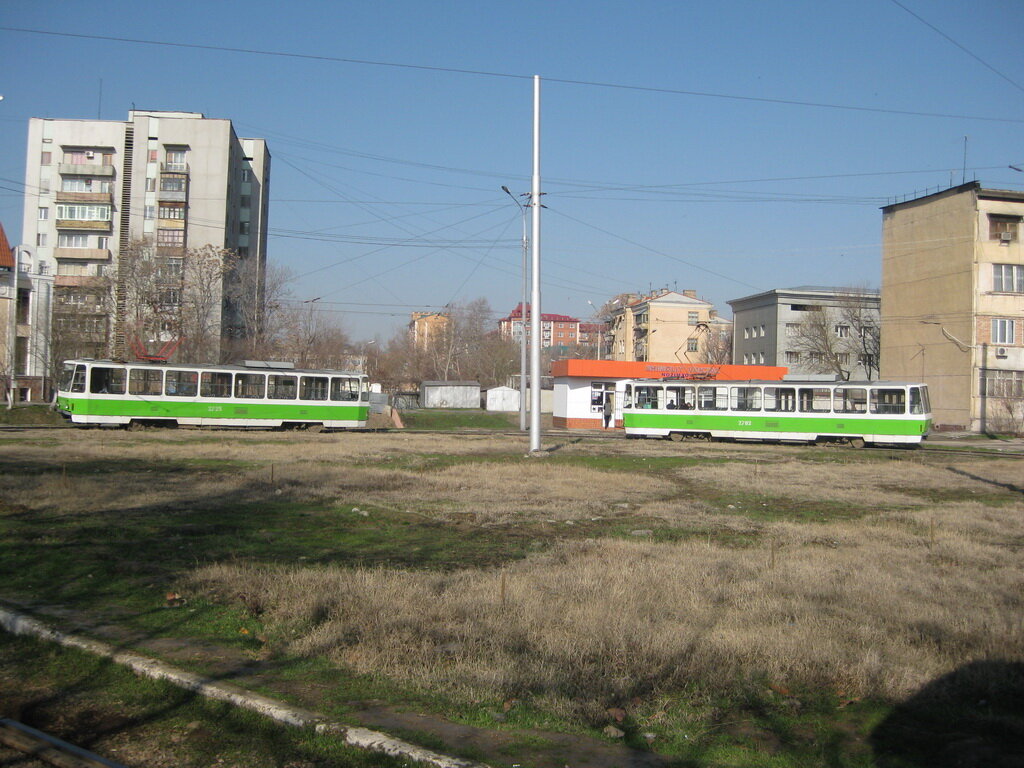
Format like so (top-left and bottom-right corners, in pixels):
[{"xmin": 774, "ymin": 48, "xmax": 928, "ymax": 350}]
[{"xmin": 529, "ymin": 75, "xmax": 542, "ymax": 452}]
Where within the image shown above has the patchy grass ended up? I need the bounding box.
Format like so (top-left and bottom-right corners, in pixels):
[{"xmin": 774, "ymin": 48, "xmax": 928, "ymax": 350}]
[
  {"xmin": 0, "ymin": 428, "xmax": 1022, "ymax": 767},
  {"xmin": 400, "ymin": 409, "xmax": 516, "ymax": 430},
  {"xmin": 0, "ymin": 632, "xmax": 418, "ymax": 768},
  {"xmin": 0, "ymin": 404, "xmax": 65, "ymax": 426}
]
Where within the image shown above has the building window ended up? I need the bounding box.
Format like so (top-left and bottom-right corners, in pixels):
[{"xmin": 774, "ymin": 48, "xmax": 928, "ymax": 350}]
[
  {"xmin": 786, "ymin": 351, "xmax": 800, "ymax": 364},
  {"xmin": 992, "ymin": 319, "xmax": 1016, "ymax": 345},
  {"xmin": 785, "ymin": 323, "xmax": 799, "ymax": 337},
  {"xmin": 989, "ymin": 215, "xmax": 1019, "ymax": 242},
  {"xmin": 55, "ymin": 203, "xmax": 111, "ymax": 221},
  {"xmin": 38, "ymin": 207, "xmax": 49, "ymax": 220},
  {"xmin": 743, "ymin": 327, "xmax": 750, "ymax": 339},
  {"xmin": 149, "ymin": 149, "xmax": 158, "ymax": 163},
  {"xmin": 241, "ymin": 169, "xmax": 252, "ymax": 182},
  {"xmin": 165, "ymin": 148, "xmax": 187, "ymax": 171},
  {"xmin": 146, "ymin": 177, "xmax": 156, "ymax": 192},
  {"xmin": 61, "ymin": 177, "xmax": 111, "ymax": 193},
  {"xmin": 687, "ymin": 339, "xmax": 699, "ymax": 352},
  {"xmin": 41, "ymin": 151, "xmax": 51, "ymax": 165},
  {"xmin": 237, "ymin": 246, "xmax": 249, "ymax": 259},
  {"xmin": 98, "ymin": 236, "xmax": 109, "ymax": 250},
  {"xmin": 994, "ymin": 264, "xmax": 1024, "ymax": 293},
  {"xmin": 36, "ymin": 233, "xmax": 47, "ymax": 247},
  {"xmin": 982, "ymin": 369, "xmax": 1024, "ymax": 398},
  {"xmin": 835, "ymin": 324, "xmax": 850, "ymax": 338},
  {"xmin": 160, "ymin": 177, "xmax": 186, "ymax": 192},
  {"xmin": 58, "ymin": 233, "xmax": 89, "ymax": 248},
  {"xmin": 760, "ymin": 324, "xmax": 766, "ymax": 337},
  {"xmin": 159, "ymin": 204, "xmax": 185, "ymax": 219},
  {"xmin": 239, "ymin": 221, "xmax": 250, "ymax": 235},
  {"xmin": 688, "ymin": 311, "xmax": 699, "ymax": 325},
  {"xmin": 240, "ymin": 195, "xmax": 251, "ymax": 208},
  {"xmin": 157, "ymin": 229, "xmax": 185, "ymax": 247},
  {"xmin": 145, "ymin": 205, "xmax": 155, "ymax": 220}
]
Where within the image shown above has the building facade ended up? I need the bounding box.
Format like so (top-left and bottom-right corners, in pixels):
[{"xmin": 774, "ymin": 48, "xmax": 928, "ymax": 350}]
[
  {"xmin": 881, "ymin": 182, "xmax": 1024, "ymax": 432},
  {"xmin": 607, "ymin": 290, "xmax": 726, "ymax": 364},
  {"xmin": 729, "ymin": 286, "xmax": 880, "ymax": 379},
  {"xmin": 498, "ymin": 304, "xmax": 604, "ymax": 351},
  {"xmin": 409, "ymin": 311, "xmax": 450, "ymax": 349},
  {"xmin": 0, "ymin": 221, "xmax": 54, "ymax": 401},
  {"xmin": 20, "ymin": 110, "xmax": 269, "ymax": 366}
]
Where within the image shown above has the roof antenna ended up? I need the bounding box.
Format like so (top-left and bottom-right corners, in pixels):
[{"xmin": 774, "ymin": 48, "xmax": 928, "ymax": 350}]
[{"xmin": 962, "ymin": 136, "xmax": 968, "ymax": 184}]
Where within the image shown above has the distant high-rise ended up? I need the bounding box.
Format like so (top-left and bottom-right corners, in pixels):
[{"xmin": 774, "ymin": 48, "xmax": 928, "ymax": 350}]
[{"xmin": 20, "ymin": 110, "xmax": 270, "ymax": 367}]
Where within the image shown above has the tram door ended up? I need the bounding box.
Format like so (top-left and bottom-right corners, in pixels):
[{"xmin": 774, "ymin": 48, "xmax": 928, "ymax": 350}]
[{"xmin": 591, "ymin": 381, "xmax": 616, "ymax": 428}]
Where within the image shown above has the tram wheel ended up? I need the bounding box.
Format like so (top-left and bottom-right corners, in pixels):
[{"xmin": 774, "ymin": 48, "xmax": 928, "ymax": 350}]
[
  {"xmin": 307, "ymin": 424, "xmax": 324, "ymax": 434},
  {"xmin": 849, "ymin": 437, "xmax": 866, "ymax": 449}
]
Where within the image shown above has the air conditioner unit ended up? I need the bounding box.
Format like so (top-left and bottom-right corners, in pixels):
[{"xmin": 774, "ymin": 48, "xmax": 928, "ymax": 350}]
[
  {"xmin": 995, "ymin": 347, "xmax": 1008, "ymax": 358},
  {"xmin": 1000, "ymin": 231, "xmax": 1013, "ymax": 243},
  {"xmin": 85, "ymin": 150, "xmax": 95, "ymax": 159}
]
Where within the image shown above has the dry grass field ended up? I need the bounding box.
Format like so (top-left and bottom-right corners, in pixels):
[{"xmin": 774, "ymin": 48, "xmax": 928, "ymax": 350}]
[{"xmin": 2, "ymin": 427, "xmax": 1022, "ymax": 765}]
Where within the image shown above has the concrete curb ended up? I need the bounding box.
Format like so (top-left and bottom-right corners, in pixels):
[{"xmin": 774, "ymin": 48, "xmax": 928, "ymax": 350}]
[{"xmin": 0, "ymin": 607, "xmax": 488, "ymax": 768}]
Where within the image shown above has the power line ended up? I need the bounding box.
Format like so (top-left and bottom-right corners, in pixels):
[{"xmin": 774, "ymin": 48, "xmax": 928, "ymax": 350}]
[
  {"xmin": 2, "ymin": 26, "xmax": 1022, "ymax": 124},
  {"xmin": 889, "ymin": 0, "xmax": 1024, "ymax": 95}
]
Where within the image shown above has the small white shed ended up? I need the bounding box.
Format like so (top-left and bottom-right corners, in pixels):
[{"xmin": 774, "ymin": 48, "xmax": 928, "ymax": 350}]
[
  {"xmin": 420, "ymin": 381, "xmax": 481, "ymax": 409},
  {"xmin": 485, "ymin": 386, "xmax": 520, "ymax": 412}
]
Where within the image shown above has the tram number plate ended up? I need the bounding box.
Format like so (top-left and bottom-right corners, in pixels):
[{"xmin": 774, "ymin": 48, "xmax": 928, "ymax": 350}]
[
  {"xmin": 738, "ymin": 420, "xmax": 752, "ymax": 426},
  {"xmin": 208, "ymin": 406, "xmax": 223, "ymax": 412}
]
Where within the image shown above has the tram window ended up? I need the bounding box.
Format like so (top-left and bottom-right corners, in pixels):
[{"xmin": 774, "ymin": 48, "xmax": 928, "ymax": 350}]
[
  {"xmin": 698, "ymin": 385, "xmax": 729, "ymax": 411},
  {"xmin": 798, "ymin": 387, "xmax": 832, "ymax": 413},
  {"xmin": 764, "ymin": 387, "xmax": 796, "ymax": 412},
  {"xmin": 666, "ymin": 385, "xmax": 695, "ymax": 410},
  {"xmin": 871, "ymin": 388, "xmax": 906, "ymax": 414},
  {"xmin": 129, "ymin": 368, "xmax": 163, "ymax": 395},
  {"xmin": 90, "ymin": 366, "xmax": 126, "ymax": 395},
  {"xmin": 731, "ymin": 386, "xmax": 762, "ymax": 411},
  {"xmin": 622, "ymin": 385, "xmax": 633, "ymax": 409},
  {"xmin": 909, "ymin": 386, "xmax": 929, "ymax": 414},
  {"xmin": 330, "ymin": 377, "xmax": 358, "ymax": 401},
  {"xmin": 201, "ymin": 371, "xmax": 233, "ymax": 398},
  {"xmin": 165, "ymin": 370, "xmax": 198, "ymax": 396},
  {"xmin": 235, "ymin": 373, "xmax": 266, "ymax": 399},
  {"xmin": 361, "ymin": 379, "xmax": 371, "ymax": 400},
  {"xmin": 62, "ymin": 364, "xmax": 86, "ymax": 393},
  {"xmin": 834, "ymin": 387, "xmax": 867, "ymax": 413},
  {"xmin": 301, "ymin": 376, "xmax": 328, "ymax": 401},
  {"xmin": 268, "ymin": 375, "xmax": 298, "ymax": 400},
  {"xmin": 635, "ymin": 386, "xmax": 661, "ymax": 409}
]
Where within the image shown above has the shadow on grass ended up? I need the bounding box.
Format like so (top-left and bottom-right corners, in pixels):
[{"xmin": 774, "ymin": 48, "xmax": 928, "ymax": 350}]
[
  {"xmin": 871, "ymin": 660, "xmax": 1024, "ymax": 767},
  {"xmin": 945, "ymin": 466, "xmax": 1024, "ymax": 496}
]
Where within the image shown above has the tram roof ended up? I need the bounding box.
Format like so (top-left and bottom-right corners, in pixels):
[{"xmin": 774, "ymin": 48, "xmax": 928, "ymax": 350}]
[{"xmin": 62, "ymin": 358, "xmax": 366, "ymax": 377}]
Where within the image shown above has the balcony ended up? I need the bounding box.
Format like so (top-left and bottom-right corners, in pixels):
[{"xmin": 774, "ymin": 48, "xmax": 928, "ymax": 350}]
[
  {"xmin": 59, "ymin": 162, "xmax": 115, "ymax": 177},
  {"xmin": 54, "ymin": 248, "xmax": 111, "ymax": 262},
  {"xmin": 55, "ymin": 275, "xmax": 108, "ymax": 287},
  {"xmin": 56, "ymin": 190, "xmax": 114, "ymax": 204},
  {"xmin": 160, "ymin": 162, "xmax": 190, "ymax": 174},
  {"xmin": 56, "ymin": 219, "xmax": 111, "ymax": 231},
  {"xmin": 158, "ymin": 186, "xmax": 188, "ymax": 202}
]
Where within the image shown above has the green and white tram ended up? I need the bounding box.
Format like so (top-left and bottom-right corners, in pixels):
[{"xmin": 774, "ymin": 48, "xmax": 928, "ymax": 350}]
[
  {"xmin": 620, "ymin": 379, "xmax": 932, "ymax": 447},
  {"xmin": 56, "ymin": 359, "xmax": 370, "ymax": 430}
]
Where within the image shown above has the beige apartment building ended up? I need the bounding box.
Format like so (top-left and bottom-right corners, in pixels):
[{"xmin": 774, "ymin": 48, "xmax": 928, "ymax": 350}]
[
  {"xmin": 608, "ymin": 289, "xmax": 729, "ymax": 364},
  {"xmin": 20, "ymin": 110, "xmax": 270, "ymax": 367},
  {"xmin": 881, "ymin": 182, "xmax": 1024, "ymax": 432}
]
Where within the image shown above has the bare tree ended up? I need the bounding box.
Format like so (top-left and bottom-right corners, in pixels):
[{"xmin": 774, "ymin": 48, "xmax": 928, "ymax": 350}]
[
  {"xmin": 789, "ymin": 290, "xmax": 880, "ymax": 380},
  {"xmin": 703, "ymin": 326, "xmax": 733, "ymax": 365}
]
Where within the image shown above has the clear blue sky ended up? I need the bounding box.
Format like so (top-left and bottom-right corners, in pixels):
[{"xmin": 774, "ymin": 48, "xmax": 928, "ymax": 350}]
[{"xmin": 2, "ymin": 1, "xmax": 1023, "ymax": 341}]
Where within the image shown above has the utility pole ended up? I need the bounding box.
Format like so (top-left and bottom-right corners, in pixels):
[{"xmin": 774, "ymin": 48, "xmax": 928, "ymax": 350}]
[
  {"xmin": 529, "ymin": 76, "xmax": 542, "ymax": 452},
  {"xmin": 501, "ymin": 185, "xmax": 529, "ymax": 432}
]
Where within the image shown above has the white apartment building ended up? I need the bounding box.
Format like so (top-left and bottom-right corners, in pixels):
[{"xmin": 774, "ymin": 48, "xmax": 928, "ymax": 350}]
[{"xmin": 20, "ymin": 110, "xmax": 270, "ymax": 371}]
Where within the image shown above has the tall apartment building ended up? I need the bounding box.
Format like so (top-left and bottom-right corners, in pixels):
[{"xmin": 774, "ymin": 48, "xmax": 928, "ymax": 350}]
[
  {"xmin": 729, "ymin": 286, "xmax": 880, "ymax": 378},
  {"xmin": 607, "ymin": 289, "xmax": 727, "ymax": 364},
  {"xmin": 881, "ymin": 182, "xmax": 1024, "ymax": 431},
  {"xmin": 20, "ymin": 110, "xmax": 270, "ymax": 368},
  {"xmin": 409, "ymin": 311, "xmax": 450, "ymax": 349}
]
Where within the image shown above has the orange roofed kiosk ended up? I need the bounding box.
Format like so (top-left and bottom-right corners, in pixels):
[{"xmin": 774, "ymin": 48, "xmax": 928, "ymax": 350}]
[{"xmin": 552, "ymin": 359, "xmax": 787, "ymax": 429}]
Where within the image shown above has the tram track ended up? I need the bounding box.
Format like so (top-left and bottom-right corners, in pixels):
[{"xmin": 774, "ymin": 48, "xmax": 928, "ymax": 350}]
[{"xmin": 0, "ymin": 718, "xmax": 127, "ymax": 768}]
